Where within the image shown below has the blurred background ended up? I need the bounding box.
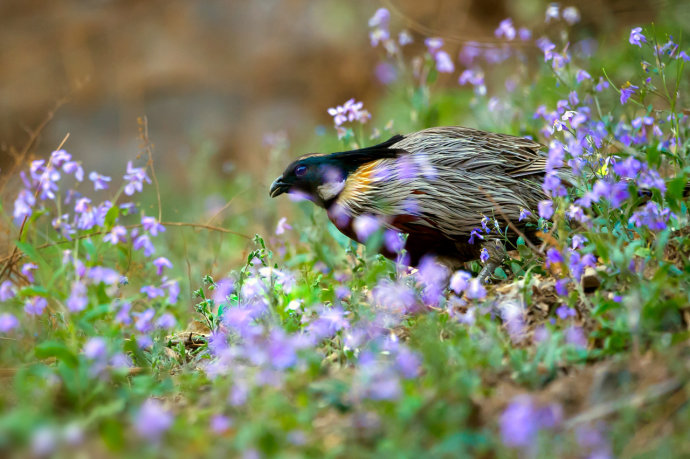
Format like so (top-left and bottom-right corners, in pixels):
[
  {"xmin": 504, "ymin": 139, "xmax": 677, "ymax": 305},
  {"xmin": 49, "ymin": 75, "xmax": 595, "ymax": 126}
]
[{"xmin": 0, "ymin": 0, "xmax": 676, "ymax": 178}]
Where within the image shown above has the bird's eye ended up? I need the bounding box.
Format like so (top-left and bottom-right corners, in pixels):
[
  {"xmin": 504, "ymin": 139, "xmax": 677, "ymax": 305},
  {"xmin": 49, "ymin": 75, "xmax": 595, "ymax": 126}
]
[{"xmin": 295, "ymin": 165, "xmax": 308, "ymax": 177}]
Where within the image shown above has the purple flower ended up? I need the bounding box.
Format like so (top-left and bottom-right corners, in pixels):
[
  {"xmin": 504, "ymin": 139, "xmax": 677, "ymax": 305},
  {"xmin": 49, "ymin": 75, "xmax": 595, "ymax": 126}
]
[
  {"xmin": 480, "ymin": 248, "xmax": 489, "ymax": 263},
  {"xmin": 328, "ymin": 99, "xmax": 371, "ymax": 126},
  {"xmin": 543, "ymin": 173, "xmax": 567, "ymax": 197},
  {"xmin": 141, "ymin": 285, "xmax": 165, "ymax": 299},
  {"xmin": 398, "ymin": 30, "xmax": 413, "ymax": 46},
  {"xmin": 519, "ymin": 208, "xmax": 531, "ymax": 221},
  {"xmin": 24, "ymin": 296, "xmax": 48, "ymax": 315},
  {"xmin": 538, "ymin": 200, "xmax": 554, "ymax": 219},
  {"xmin": 545, "ymin": 3, "xmax": 560, "ymax": 22},
  {"xmin": 629, "ymin": 201, "xmax": 674, "ymax": 231},
  {"xmin": 83, "ymin": 337, "xmax": 108, "ymax": 360},
  {"xmin": 13, "ymin": 189, "xmax": 36, "ymax": 221},
  {"xmin": 383, "ymin": 229, "xmax": 405, "ymax": 253},
  {"xmin": 546, "ymin": 248, "xmax": 563, "ymax": 267},
  {"xmin": 123, "ymin": 162, "xmax": 151, "ymax": 195},
  {"xmin": 434, "ymin": 50, "xmax": 455, "ymax": 73},
  {"xmin": 595, "ymin": 77, "xmax": 610, "ymax": 92},
  {"xmin": 395, "ymin": 346, "xmax": 421, "ymax": 378},
  {"xmin": 135, "ymin": 399, "xmax": 173, "ymax": 441},
  {"xmin": 21, "ymin": 262, "xmax": 38, "ymax": 283},
  {"xmin": 449, "ymin": 270, "xmax": 471, "ymax": 294},
  {"xmin": 500, "ymin": 395, "xmax": 562, "ymax": 448},
  {"xmin": 629, "ymin": 27, "xmax": 646, "ymax": 47},
  {"xmin": 576, "ymin": 69, "xmax": 591, "ymax": 83},
  {"xmin": 153, "ymin": 257, "xmax": 173, "ymax": 276},
  {"xmin": 133, "ymin": 234, "xmax": 155, "ymax": 257},
  {"xmin": 103, "ymin": 225, "xmax": 127, "ymax": 245},
  {"xmin": 372, "ymin": 280, "xmax": 417, "ymax": 313},
  {"xmin": 210, "ymin": 415, "xmax": 233, "ymax": 434},
  {"xmin": 275, "ymin": 217, "xmax": 292, "ymax": 235},
  {"xmin": 620, "ymin": 83, "xmax": 639, "ymax": 105},
  {"xmin": 368, "ymin": 7, "xmax": 390, "ymax": 28},
  {"xmin": 87, "ymin": 266, "xmax": 120, "ymax": 285},
  {"xmin": 555, "ymin": 278, "xmax": 569, "ymax": 296},
  {"xmin": 67, "ymin": 281, "xmax": 88, "ymax": 312},
  {"xmin": 556, "ymin": 305, "xmax": 576, "ymax": 319},
  {"xmin": 495, "ymin": 18, "xmax": 516, "ymax": 40},
  {"xmin": 518, "ymin": 27, "xmax": 531, "ymax": 41},
  {"xmin": 115, "ymin": 301, "xmax": 132, "ymax": 325},
  {"xmin": 50, "ymin": 149, "xmax": 71, "ymax": 167},
  {"xmin": 0, "ymin": 280, "xmax": 16, "ymax": 301},
  {"xmin": 424, "ymin": 37, "xmax": 444, "ymax": 54},
  {"xmin": 0, "ymin": 313, "xmax": 19, "ymax": 332},
  {"xmin": 63, "ymin": 161, "xmax": 84, "ymax": 181},
  {"xmin": 135, "ymin": 308, "xmax": 155, "ymax": 333},
  {"xmin": 562, "ymin": 6, "xmax": 580, "ymax": 24},
  {"xmin": 468, "ymin": 228, "xmax": 484, "ymax": 244},
  {"xmin": 156, "ymin": 313, "xmax": 176, "ymax": 330},
  {"xmin": 88, "ymin": 171, "xmax": 111, "ymax": 190},
  {"xmin": 141, "ymin": 216, "xmax": 165, "ymax": 236},
  {"xmin": 465, "ymin": 278, "xmax": 486, "ymax": 300},
  {"xmin": 353, "ymin": 215, "xmax": 380, "ymax": 242},
  {"xmin": 565, "ymin": 326, "xmax": 587, "ymax": 349}
]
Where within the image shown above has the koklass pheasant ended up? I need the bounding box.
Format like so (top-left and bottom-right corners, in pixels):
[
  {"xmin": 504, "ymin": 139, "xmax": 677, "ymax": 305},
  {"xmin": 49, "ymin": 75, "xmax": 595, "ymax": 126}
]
[{"xmin": 270, "ymin": 126, "xmax": 551, "ymax": 281}]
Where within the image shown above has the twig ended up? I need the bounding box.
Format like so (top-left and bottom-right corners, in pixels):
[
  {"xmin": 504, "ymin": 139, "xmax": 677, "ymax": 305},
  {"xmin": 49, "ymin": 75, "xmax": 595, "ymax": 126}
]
[{"xmin": 138, "ymin": 116, "xmax": 163, "ymax": 222}]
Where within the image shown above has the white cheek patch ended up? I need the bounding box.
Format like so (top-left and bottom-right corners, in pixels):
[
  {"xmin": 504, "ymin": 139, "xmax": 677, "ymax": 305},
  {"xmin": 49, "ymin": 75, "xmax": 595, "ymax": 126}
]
[{"xmin": 317, "ymin": 180, "xmax": 346, "ymax": 201}]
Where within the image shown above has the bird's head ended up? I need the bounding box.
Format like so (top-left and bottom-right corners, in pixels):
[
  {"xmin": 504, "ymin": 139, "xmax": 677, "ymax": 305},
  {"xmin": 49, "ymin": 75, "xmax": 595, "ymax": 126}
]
[{"xmin": 269, "ymin": 154, "xmax": 347, "ymax": 208}]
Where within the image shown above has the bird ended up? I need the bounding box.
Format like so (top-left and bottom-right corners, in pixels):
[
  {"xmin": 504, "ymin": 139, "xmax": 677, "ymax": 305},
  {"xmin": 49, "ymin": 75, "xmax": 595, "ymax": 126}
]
[{"xmin": 269, "ymin": 126, "xmax": 554, "ymax": 282}]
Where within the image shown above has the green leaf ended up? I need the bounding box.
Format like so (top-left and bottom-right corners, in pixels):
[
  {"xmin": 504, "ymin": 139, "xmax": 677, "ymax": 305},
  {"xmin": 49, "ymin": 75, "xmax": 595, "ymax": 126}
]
[
  {"xmin": 104, "ymin": 205, "xmax": 120, "ymax": 230},
  {"xmin": 34, "ymin": 341, "xmax": 79, "ymax": 368}
]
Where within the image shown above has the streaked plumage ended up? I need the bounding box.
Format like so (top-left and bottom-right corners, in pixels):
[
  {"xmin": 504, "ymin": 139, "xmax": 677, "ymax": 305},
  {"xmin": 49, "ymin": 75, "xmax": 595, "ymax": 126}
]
[{"xmin": 270, "ymin": 126, "xmax": 553, "ymax": 279}]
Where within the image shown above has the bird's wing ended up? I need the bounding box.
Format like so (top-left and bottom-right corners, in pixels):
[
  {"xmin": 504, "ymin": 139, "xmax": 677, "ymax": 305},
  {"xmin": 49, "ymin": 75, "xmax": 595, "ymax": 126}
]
[{"xmin": 390, "ymin": 126, "xmax": 547, "ymax": 179}]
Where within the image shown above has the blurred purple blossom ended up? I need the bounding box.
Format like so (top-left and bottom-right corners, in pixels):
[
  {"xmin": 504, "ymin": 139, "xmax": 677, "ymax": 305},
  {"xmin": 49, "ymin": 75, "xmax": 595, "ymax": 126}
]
[
  {"xmin": 328, "ymin": 99, "xmax": 371, "ymax": 126},
  {"xmin": 372, "ymin": 280, "xmax": 417, "ymax": 314},
  {"xmin": 539, "ymin": 200, "xmax": 553, "ymax": 220},
  {"xmin": 133, "ymin": 234, "xmax": 155, "ymax": 257},
  {"xmin": 210, "ymin": 415, "xmax": 233, "ymax": 434},
  {"xmin": 556, "ymin": 305, "xmax": 576, "ymax": 319},
  {"xmin": 576, "ymin": 69, "xmax": 591, "ymax": 83},
  {"xmin": 375, "ymin": 61, "xmax": 398, "ymax": 85},
  {"xmin": 123, "ymin": 161, "xmax": 151, "ymax": 195},
  {"xmin": 495, "ymin": 19, "xmax": 516, "ymax": 40},
  {"xmin": 434, "ymin": 50, "xmax": 455, "ymax": 73},
  {"xmin": 629, "ymin": 27, "xmax": 646, "ymax": 47},
  {"xmin": 115, "ymin": 301, "xmax": 132, "ymax": 325},
  {"xmin": 67, "ymin": 281, "xmax": 88, "ymax": 312},
  {"xmin": 555, "ymin": 278, "xmax": 569, "ymax": 296},
  {"xmin": 24, "ymin": 296, "xmax": 47, "ymax": 315},
  {"xmin": 499, "ymin": 300, "xmax": 526, "ymax": 342},
  {"xmin": 398, "ymin": 30, "xmax": 413, "ymax": 46},
  {"xmin": 0, "ymin": 313, "xmax": 19, "ymax": 332},
  {"xmin": 87, "ymin": 266, "xmax": 120, "ymax": 285},
  {"xmin": 104, "ymin": 225, "xmax": 127, "ymax": 245},
  {"xmin": 21, "ymin": 262, "xmax": 37, "ymax": 283},
  {"xmin": 562, "ymin": 6, "xmax": 580, "ymax": 24},
  {"xmin": 353, "ymin": 214, "xmax": 380, "ymax": 242},
  {"xmin": 565, "ymin": 325, "xmax": 588, "ymax": 348},
  {"xmin": 135, "ymin": 308, "xmax": 155, "ymax": 333},
  {"xmin": 13, "ymin": 189, "xmax": 35, "ymax": 221},
  {"xmin": 88, "ymin": 171, "xmax": 111, "ymax": 190},
  {"xmin": 500, "ymin": 395, "xmax": 562, "ymax": 448},
  {"xmin": 83, "ymin": 337, "xmax": 108, "ymax": 360},
  {"xmin": 465, "ymin": 278, "xmax": 486, "ymax": 300},
  {"xmin": 629, "ymin": 201, "xmax": 674, "ymax": 231},
  {"xmin": 141, "ymin": 216, "xmax": 165, "ymax": 236},
  {"xmin": 0, "ymin": 280, "xmax": 16, "ymax": 301},
  {"xmin": 135, "ymin": 399, "xmax": 173, "ymax": 441},
  {"xmin": 153, "ymin": 257, "xmax": 173, "ymax": 276},
  {"xmin": 546, "ymin": 248, "xmax": 563, "ymax": 267},
  {"xmin": 156, "ymin": 313, "xmax": 176, "ymax": 330},
  {"xmin": 424, "ymin": 37, "xmax": 444, "ymax": 54},
  {"xmin": 519, "ymin": 208, "xmax": 531, "ymax": 221},
  {"xmin": 383, "ymin": 229, "xmax": 405, "ymax": 253},
  {"xmin": 544, "ymin": 3, "xmax": 560, "ymax": 22},
  {"xmin": 63, "ymin": 160, "xmax": 84, "ymax": 181},
  {"xmin": 275, "ymin": 217, "xmax": 292, "ymax": 235},
  {"xmin": 449, "ymin": 270, "xmax": 471, "ymax": 294}
]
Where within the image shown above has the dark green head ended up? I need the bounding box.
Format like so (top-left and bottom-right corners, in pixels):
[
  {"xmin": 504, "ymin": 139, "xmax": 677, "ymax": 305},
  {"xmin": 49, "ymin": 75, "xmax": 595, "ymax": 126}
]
[{"xmin": 269, "ymin": 134, "xmax": 404, "ymax": 208}]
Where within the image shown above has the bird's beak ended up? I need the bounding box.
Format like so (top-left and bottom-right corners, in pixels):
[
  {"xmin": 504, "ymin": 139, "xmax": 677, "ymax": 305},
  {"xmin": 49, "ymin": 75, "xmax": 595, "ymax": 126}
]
[{"xmin": 269, "ymin": 176, "xmax": 289, "ymax": 198}]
